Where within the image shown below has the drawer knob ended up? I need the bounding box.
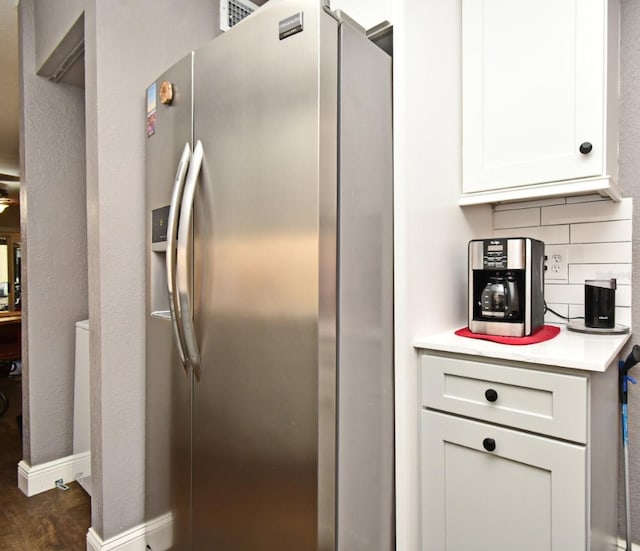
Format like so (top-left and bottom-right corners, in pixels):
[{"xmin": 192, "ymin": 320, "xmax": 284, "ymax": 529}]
[
  {"xmin": 483, "ymin": 438, "xmax": 496, "ymax": 452},
  {"xmin": 484, "ymin": 388, "xmax": 499, "ymax": 402},
  {"xmin": 579, "ymin": 141, "xmax": 593, "ymax": 154}
]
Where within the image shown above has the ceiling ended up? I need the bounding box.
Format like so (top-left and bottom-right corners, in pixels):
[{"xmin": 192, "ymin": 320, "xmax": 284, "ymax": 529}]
[{"xmin": 0, "ymin": 0, "xmax": 20, "ymax": 201}]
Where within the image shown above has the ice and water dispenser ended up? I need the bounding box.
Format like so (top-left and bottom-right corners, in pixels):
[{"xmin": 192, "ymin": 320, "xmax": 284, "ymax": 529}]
[{"xmin": 150, "ymin": 205, "xmax": 171, "ymax": 318}]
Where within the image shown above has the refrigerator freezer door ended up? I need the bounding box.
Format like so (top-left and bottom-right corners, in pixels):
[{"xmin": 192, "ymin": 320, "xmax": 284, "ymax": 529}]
[
  {"xmin": 145, "ymin": 52, "xmax": 194, "ymax": 551},
  {"xmin": 191, "ymin": 1, "xmax": 338, "ymax": 549}
]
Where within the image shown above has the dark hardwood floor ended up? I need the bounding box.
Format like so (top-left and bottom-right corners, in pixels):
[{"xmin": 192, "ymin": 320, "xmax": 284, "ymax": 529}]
[{"xmin": 0, "ymin": 372, "xmax": 91, "ymax": 550}]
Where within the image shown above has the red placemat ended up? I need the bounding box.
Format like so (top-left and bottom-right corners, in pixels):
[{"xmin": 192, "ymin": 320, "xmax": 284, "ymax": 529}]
[{"xmin": 455, "ymin": 324, "xmax": 560, "ymax": 345}]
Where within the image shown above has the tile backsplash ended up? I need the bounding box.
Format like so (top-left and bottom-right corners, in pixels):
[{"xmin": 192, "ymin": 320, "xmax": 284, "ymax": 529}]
[{"xmin": 493, "ymin": 194, "xmax": 633, "ymax": 328}]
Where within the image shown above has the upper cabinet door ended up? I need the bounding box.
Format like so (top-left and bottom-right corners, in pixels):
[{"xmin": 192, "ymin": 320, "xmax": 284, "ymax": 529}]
[{"xmin": 462, "ymin": 0, "xmax": 615, "ymax": 199}]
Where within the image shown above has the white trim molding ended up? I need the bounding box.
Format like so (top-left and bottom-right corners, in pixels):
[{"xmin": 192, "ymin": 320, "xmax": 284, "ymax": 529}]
[
  {"xmin": 87, "ymin": 513, "xmax": 173, "ymax": 551},
  {"xmin": 87, "ymin": 525, "xmax": 146, "ymax": 551},
  {"xmin": 17, "ymin": 451, "xmax": 91, "ymax": 497}
]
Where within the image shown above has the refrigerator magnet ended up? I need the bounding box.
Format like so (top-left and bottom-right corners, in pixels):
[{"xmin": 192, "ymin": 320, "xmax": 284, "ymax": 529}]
[
  {"xmin": 159, "ymin": 80, "xmax": 174, "ymax": 105},
  {"xmin": 146, "ymin": 83, "xmax": 156, "ymax": 137}
]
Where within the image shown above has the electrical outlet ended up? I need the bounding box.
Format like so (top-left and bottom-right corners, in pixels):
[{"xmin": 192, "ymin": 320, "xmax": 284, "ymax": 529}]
[{"xmin": 545, "ymin": 246, "xmax": 569, "ymax": 281}]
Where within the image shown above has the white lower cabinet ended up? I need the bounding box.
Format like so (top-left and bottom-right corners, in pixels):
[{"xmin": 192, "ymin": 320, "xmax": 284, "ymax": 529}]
[
  {"xmin": 422, "ymin": 411, "xmax": 586, "ymax": 551},
  {"xmin": 420, "ymin": 353, "xmax": 619, "ymax": 551}
]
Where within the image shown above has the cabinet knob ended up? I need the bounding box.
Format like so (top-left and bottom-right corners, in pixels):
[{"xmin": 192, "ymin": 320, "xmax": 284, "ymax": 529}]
[
  {"xmin": 483, "ymin": 438, "xmax": 496, "ymax": 452},
  {"xmin": 484, "ymin": 388, "xmax": 498, "ymax": 402},
  {"xmin": 579, "ymin": 142, "xmax": 593, "ymax": 154}
]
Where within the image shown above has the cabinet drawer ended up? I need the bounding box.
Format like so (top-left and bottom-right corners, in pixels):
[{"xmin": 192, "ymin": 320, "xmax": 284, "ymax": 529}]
[{"xmin": 421, "ymin": 354, "xmax": 588, "ymax": 443}]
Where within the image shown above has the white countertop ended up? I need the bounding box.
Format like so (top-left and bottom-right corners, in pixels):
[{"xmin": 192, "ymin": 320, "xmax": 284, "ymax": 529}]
[{"xmin": 414, "ymin": 324, "xmax": 632, "ymax": 372}]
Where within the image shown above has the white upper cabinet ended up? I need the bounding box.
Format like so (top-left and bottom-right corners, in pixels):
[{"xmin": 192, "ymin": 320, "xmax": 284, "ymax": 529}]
[{"xmin": 461, "ymin": 0, "xmax": 620, "ymax": 205}]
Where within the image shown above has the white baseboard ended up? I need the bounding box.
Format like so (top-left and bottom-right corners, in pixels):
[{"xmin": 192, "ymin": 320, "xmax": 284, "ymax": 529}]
[
  {"xmin": 87, "ymin": 524, "xmax": 146, "ymax": 551},
  {"xmin": 83, "ymin": 519, "xmax": 634, "ymax": 551},
  {"xmin": 87, "ymin": 513, "xmax": 173, "ymax": 551},
  {"xmin": 17, "ymin": 451, "xmax": 91, "ymax": 497},
  {"xmin": 144, "ymin": 512, "xmax": 173, "ymax": 551}
]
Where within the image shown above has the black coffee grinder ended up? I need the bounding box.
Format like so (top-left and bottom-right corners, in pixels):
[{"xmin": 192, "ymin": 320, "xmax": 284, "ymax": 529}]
[
  {"xmin": 584, "ymin": 279, "xmax": 616, "ymax": 329},
  {"xmin": 468, "ymin": 238, "xmax": 545, "ymax": 337}
]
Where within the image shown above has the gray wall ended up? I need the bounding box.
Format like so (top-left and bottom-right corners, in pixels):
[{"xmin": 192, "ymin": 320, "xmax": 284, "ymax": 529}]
[
  {"xmin": 21, "ymin": 0, "xmax": 222, "ymax": 540},
  {"xmin": 83, "ymin": 0, "xmax": 221, "ymax": 539},
  {"xmin": 18, "ymin": 0, "xmax": 88, "ymax": 465},
  {"xmin": 619, "ymin": 0, "xmax": 640, "ymax": 543}
]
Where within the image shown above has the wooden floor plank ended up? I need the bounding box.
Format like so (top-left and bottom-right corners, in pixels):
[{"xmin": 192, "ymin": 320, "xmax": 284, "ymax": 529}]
[{"xmin": 0, "ymin": 374, "xmax": 91, "ymax": 551}]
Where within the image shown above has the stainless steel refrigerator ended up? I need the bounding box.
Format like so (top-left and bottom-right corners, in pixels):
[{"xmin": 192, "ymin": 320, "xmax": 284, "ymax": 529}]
[{"xmin": 145, "ymin": 1, "xmax": 393, "ymax": 549}]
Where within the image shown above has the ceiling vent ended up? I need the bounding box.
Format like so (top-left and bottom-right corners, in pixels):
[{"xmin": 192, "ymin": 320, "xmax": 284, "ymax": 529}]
[{"xmin": 220, "ymin": 0, "xmax": 259, "ymax": 31}]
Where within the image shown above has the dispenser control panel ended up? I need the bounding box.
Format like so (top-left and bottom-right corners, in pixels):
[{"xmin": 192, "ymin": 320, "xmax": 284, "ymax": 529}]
[{"xmin": 152, "ymin": 205, "xmax": 170, "ymax": 243}]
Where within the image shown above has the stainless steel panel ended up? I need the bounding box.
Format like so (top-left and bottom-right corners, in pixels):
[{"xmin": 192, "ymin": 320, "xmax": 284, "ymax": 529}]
[
  {"xmin": 525, "ymin": 238, "xmax": 532, "ymax": 335},
  {"xmin": 469, "ymin": 240, "xmax": 484, "ymax": 271},
  {"xmin": 506, "ymin": 238, "xmax": 526, "ymax": 270},
  {"xmin": 468, "ymin": 319, "xmax": 527, "ymax": 337},
  {"xmin": 468, "ymin": 241, "xmax": 479, "ymax": 336},
  {"xmin": 191, "ymin": 1, "xmax": 336, "ymax": 548},
  {"xmin": 145, "ymin": 53, "xmax": 193, "ymax": 551},
  {"xmin": 317, "ymin": 5, "xmax": 339, "ymax": 550},
  {"xmin": 336, "ymin": 22, "xmax": 394, "ymax": 551}
]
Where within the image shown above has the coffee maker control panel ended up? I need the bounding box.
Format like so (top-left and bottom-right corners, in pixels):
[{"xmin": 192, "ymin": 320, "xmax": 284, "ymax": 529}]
[{"xmin": 483, "ymin": 240, "xmax": 508, "ymax": 269}]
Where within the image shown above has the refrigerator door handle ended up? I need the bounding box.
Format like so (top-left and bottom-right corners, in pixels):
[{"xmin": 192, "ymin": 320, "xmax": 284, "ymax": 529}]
[
  {"xmin": 166, "ymin": 142, "xmax": 192, "ymax": 371},
  {"xmin": 177, "ymin": 140, "xmax": 203, "ymax": 378}
]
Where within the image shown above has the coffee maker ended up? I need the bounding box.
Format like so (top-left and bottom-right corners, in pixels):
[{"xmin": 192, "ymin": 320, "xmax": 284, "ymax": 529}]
[{"xmin": 468, "ymin": 238, "xmax": 545, "ymax": 337}]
